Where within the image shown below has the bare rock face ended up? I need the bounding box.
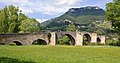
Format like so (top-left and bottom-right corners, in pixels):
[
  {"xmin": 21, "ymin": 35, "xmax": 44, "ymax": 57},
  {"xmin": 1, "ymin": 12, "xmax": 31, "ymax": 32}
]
[{"xmin": 66, "ymin": 6, "xmax": 105, "ymax": 16}]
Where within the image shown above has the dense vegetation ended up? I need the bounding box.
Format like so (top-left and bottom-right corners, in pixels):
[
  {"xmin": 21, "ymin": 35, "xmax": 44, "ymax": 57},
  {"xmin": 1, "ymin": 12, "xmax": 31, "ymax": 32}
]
[
  {"xmin": 0, "ymin": 5, "xmax": 40, "ymax": 33},
  {"xmin": 0, "ymin": 45, "xmax": 120, "ymax": 63},
  {"xmin": 41, "ymin": 6, "xmax": 105, "ymax": 32},
  {"xmin": 41, "ymin": 6, "xmax": 118, "ymax": 45},
  {"xmin": 41, "ymin": 6, "xmax": 116, "ymax": 38},
  {"xmin": 106, "ymin": 0, "xmax": 120, "ymax": 46},
  {"xmin": 106, "ymin": 0, "xmax": 120, "ymax": 35},
  {"xmin": 0, "ymin": 4, "xmax": 119, "ymax": 46},
  {"xmin": 1, "ymin": 1, "xmax": 120, "ymax": 63}
]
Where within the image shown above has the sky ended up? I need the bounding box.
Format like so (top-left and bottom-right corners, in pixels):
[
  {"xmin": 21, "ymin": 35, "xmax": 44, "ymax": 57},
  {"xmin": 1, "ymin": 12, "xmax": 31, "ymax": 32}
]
[{"xmin": 0, "ymin": 0, "xmax": 113, "ymax": 23}]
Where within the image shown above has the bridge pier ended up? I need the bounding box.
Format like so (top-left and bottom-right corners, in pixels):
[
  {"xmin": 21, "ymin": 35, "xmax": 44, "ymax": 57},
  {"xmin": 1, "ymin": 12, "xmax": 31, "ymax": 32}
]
[
  {"xmin": 50, "ymin": 32, "xmax": 56, "ymax": 46},
  {"xmin": 97, "ymin": 35, "xmax": 106, "ymax": 44},
  {"xmin": 91, "ymin": 33, "xmax": 97, "ymax": 43},
  {"xmin": 75, "ymin": 32, "xmax": 83, "ymax": 46}
]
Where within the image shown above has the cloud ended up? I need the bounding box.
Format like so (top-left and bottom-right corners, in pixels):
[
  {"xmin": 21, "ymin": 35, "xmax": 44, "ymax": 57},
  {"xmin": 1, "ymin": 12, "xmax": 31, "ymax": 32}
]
[
  {"xmin": 55, "ymin": 0, "xmax": 82, "ymax": 5},
  {"xmin": 0, "ymin": 0, "xmax": 112, "ymax": 23},
  {"xmin": 0, "ymin": 0, "xmax": 30, "ymax": 6},
  {"xmin": 36, "ymin": 18, "xmax": 48, "ymax": 23},
  {"xmin": 19, "ymin": 7, "xmax": 34, "ymax": 14},
  {"xmin": 0, "ymin": 0, "xmax": 84, "ymax": 15}
]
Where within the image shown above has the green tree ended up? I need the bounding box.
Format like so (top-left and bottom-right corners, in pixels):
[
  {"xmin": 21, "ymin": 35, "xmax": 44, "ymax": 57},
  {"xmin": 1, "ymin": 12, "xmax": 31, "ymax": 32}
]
[
  {"xmin": 17, "ymin": 11, "xmax": 28, "ymax": 32},
  {"xmin": 0, "ymin": 5, "xmax": 41, "ymax": 33},
  {"xmin": 57, "ymin": 24, "xmax": 76, "ymax": 45},
  {"xmin": 7, "ymin": 5, "xmax": 19, "ymax": 33},
  {"xmin": 66, "ymin": 24, "xmax": 76, "ymax": 31},
  {"xmin": 106, "ymin": 0, "xmax": 120, "ymax": 46},
  {"xmin": 58, "ymin": 35, "xmax": 70, "ymax": 45},
  {"xmin": 106, "ymin": 0, "xmax": 120, "ymax": 35},
  {"xmin": 0, "ymin": 5, "xmax": 19, "ymax": 33},
  {"xmin": 19, "ymin": 18, "xmax": 40, "ymax": 33},
  {"xmin": 0, "ymin": 6, "xmax": 8, "ymax": 33}
]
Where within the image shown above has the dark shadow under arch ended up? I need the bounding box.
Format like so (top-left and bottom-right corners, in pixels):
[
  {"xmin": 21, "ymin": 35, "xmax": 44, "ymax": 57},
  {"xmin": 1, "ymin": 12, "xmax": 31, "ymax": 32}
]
[
  {"xmin": 57, "ymin": 34, "xmax": 75, "ymax": 45},
  {"xmin": 0, "ymin": 43, "xmax": 5, "ymax": 45},
  {"xmin": 32, "ymin": 39, "xmax": 47, "ymax": 45},
  {"xmin": 13, "ymin": 41, "xmax": 22, "ymax": 45},
  {"xmin": 65, "ymin": 34, "xmax": 75, "ymax": 45},
  {"xmin": 97, "ymin": 37, "xmax": 101, "ymax": 43},
  {"xmin": 83, "ymin": 34, "xmax": 91, "ymax": 45},
  {"xmin": 47, "ymin": 33, "xmax": 51, "ymax": 44}
]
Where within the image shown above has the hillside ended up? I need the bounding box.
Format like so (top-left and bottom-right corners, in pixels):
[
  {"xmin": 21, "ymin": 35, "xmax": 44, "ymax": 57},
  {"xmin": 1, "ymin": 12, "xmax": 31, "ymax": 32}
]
[{"xmin": 41, "ymin": 6, "xmax": 105, "ymax": 31}]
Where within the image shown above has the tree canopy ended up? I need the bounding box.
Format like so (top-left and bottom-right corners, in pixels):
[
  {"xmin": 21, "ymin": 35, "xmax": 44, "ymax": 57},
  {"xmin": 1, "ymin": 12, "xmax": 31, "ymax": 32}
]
[
  {"xmin": 106, "ymin": 0, "xmax": 120, "ymax": 46},
  {"xmin": 106, "ymin": 0, "xmax": 120, "ymax": 35},
  {"xmin": 19, "ymin": 18, "xmax": 40, "ymax": 33},
  {"xmin": 0, "ymin": 5, "xmax": 41, "ymax": 33},
  {"xmin": 66, "ymin": 24, "xmax": 76, "ymax": 31},
  {"xmin": 58, "ymin": 35, "xmax": 70, "ymax": 45}
]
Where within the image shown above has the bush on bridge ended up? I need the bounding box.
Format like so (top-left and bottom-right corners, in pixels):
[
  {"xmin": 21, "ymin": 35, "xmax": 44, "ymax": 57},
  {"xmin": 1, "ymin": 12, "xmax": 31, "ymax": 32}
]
[{"xmin": 106, "ymin": 39, "xmax": 120, "ymax": 46}]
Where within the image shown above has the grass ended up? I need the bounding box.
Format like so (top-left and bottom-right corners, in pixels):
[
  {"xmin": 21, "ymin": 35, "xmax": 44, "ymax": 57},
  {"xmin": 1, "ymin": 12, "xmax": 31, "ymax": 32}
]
[{"xmin": 0, "ymin": 45, "xmax": 120, "ymax": 63}]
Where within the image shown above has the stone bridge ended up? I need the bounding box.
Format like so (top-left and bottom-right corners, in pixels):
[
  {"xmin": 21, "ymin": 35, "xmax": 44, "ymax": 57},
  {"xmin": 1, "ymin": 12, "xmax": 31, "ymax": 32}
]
[{"xmin": 0, "ymin": 31, "xmax": 105, "ymax": 46}]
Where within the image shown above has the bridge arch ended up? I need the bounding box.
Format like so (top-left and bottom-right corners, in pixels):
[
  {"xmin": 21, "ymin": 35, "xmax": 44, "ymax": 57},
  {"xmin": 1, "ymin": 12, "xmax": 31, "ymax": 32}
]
[
  {"xmin": 0, "ymin": 43, "xmax": 5, "ymax": 45},
  {"xmin": 32, "ymin": 39, "xmax": 47, "ymax": 45},
  {"xmin": 83, "ymin": 33, "xmax": 91, "ymax": 45},
  {"xmin": 10, "ymin": 40, "xmax": 23, "ymax": 45},
  {"xmin": 57, "ymin": 33, "xmax": 76, "ymax": 45},
  {"xmin": 65, "ymin": 34, "xmax": 75, "ymax": 45},
  {"xmin": 0, "ymin": 32, "xmax": 105, "ymax": 46},
  {"xmin": 97, "ymin": 37, "xmax": 101, "ymax": 42}
]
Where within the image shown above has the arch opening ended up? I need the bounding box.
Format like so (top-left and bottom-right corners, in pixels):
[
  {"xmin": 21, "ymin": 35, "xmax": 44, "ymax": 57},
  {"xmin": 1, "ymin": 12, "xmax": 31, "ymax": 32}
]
[
  {"xmin": 10, "ymin": 41, "xmax": 22, "ymax": 46},
  {"xmin": 83, "ymin": 34, "xmax": 91, "ymax": 45},
  {"xmin": 57, "ymin": 34, "xmax": 75, "ymax": 45},
  {"xmin": 97, "ymin": 37, "xmax": 101, "ymax": 44},
  {"xmin": 32, "ymin": 39, "xmax": 47, "ymax": 45},
  {"xmin": 47, "ymin": 33, "xmax": 51, "ymax": 44},
  {"xmin": 0, "ymin": 43, "xmax": 5, "ymax": 45}
]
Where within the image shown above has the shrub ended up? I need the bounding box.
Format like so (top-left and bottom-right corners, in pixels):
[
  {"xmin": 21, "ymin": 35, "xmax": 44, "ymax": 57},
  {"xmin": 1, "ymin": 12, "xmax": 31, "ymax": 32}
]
[
  {"xmin": 0, "ymin": 43, "xmax": 5, "ymax": 45},
  {"xmin": 116, "ymin": 41, "xmax": 120, "ymax": 46},
  {"xmin": 90, "ymin": 43, "xmax": 97, "ymax": 46},
  {"xmin": 9, "ymin": 43, "xmax": 16, "ymax": 46},
  {"xmin": 106, "ymin": 39, "xmax": 120, "ymax": 46},
  {"xmin": 96, "ymin": 42, "xmax": 105, "ymax": 45}
]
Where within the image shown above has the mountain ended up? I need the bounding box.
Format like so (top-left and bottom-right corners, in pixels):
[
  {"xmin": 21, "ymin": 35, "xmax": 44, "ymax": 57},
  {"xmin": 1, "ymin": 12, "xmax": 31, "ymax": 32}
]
[
  {"xmin": 41, "ymin": 6, "xmax": 105, "ymax": 31},
  {"xmin": 66, "ymin": 6, "xmax": 105, "ymax": 16}
]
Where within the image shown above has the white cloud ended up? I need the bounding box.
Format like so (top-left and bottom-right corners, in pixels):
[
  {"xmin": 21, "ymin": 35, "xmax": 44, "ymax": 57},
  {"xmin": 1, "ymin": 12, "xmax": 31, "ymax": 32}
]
[
  {"xmin": 0, "ymin": 0, "xmax": 112, "ymax": 23},
  {"xmin": 19, "ymin": 7, "xmax": 34, "ymax": 14},
  {"xmin": 0, "ymin": 0, "xmax": 84, "ymax": 15},
  {"xmin": 55, "ymin": 0, "xmax": 82, "ymax": 5},
  {"xmin": 1, "ymin": 0, "xmax": 30, "ymax": 6},
  {"xmin": 36, "ymin": 18, "xmax": 48, "ymax": 23}
]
